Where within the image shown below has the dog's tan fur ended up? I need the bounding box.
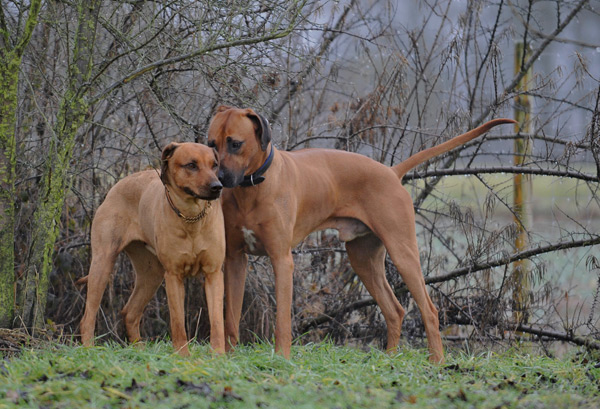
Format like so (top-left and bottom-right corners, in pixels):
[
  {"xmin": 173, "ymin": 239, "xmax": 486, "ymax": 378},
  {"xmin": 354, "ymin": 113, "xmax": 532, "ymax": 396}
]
[
  {"xmin": 79, "ymin": 142, "xmax": 226, "ymax": 356},
  {"xmin": 208, "ymin": 106, "xmax": 515, "ymax": 363}
]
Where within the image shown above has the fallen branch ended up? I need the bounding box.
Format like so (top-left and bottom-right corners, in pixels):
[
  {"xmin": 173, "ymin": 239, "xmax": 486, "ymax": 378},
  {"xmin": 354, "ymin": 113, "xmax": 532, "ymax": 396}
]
[
  {"xmin": 516, "ymin": 324, "xmax": 600, "ymax": 350},
  {"xmin": 299, "ymin": 236, "xmax": 600, "ymax": 332},
  {"xmin": 427, "ymin": 236, "xmax": 600, "ymax": 285}
]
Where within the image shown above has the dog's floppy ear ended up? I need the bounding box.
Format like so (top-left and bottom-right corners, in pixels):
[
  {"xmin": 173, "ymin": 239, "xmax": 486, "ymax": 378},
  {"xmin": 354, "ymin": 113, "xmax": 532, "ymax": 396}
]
[
  {"xmin": 161, "ymin": 142, "xmax": 180, "ymax": 185},
  {"xmin": 246, "ymin": 109, "xmax": 272, "ymax": 151}
]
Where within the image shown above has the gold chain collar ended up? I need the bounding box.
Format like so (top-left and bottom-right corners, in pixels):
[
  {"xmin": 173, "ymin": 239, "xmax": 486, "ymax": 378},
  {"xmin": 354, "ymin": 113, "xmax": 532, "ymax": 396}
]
[{"xmin": 164, "ymin": 186, "xmax": 211, "ymax": 224}]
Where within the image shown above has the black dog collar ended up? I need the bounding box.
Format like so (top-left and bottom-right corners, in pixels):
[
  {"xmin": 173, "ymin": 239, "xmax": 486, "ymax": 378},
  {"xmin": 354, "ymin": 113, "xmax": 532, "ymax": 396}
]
[{"xmin": 239, "ymin": 145, "xmax": 274, "ymax": 187}]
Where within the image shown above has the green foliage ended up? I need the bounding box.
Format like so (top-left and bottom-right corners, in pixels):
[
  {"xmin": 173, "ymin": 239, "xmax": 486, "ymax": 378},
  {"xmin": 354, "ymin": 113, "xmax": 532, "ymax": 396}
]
[{"xmin": 0, "ymin": 342, "xmax": 598, "ymax": 408}]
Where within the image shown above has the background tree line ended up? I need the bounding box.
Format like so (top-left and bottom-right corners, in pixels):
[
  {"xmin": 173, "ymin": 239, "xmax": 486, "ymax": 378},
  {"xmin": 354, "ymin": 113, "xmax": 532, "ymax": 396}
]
[{"xmin": 1, "ymin": 0, "xmax": 599, "ymax": 353}]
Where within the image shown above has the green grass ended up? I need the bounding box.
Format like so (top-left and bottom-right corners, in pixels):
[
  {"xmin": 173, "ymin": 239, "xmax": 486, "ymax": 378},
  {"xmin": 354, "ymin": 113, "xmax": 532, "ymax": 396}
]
[
  {"xmin": 413, "ymin": 172, "xmax": 598, "ymax": 215},
  {"xmin": 1, "ymin": 341, "xmax": 599, "ymax": 408}
]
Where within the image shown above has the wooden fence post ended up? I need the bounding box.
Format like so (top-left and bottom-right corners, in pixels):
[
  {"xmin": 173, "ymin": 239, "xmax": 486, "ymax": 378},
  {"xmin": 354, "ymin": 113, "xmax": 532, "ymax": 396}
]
[{"xmin": 513, "ymin": 41, "xmax": 533, "ymax": 324}]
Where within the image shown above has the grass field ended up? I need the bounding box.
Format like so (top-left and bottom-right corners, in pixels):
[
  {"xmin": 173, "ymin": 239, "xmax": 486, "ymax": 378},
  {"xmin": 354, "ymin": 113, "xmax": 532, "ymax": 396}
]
[
  {"xmin": 414, "ymin": 172, "xmax": 598, "ymax": 218},
  {"xmin": 2, "ymin": 174, "xmax": 596, "ymax": 408},
  {"xmin": 1, "ymin": 341, "xmax": 599, "ymax": 408}
]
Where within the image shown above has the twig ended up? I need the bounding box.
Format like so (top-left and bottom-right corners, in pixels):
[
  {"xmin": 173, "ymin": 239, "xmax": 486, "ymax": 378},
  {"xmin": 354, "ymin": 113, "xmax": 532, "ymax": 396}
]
[
  {"xmin": 90, "ymin": 1, "xmax": 308, "ymax": 104},
  {"xmin": 413, "ymin": 0, "xmax": 590, "ymax": 207},
  {"xmin": 271, "ymin": 0, "xmax": 357, "ymax": 123}
]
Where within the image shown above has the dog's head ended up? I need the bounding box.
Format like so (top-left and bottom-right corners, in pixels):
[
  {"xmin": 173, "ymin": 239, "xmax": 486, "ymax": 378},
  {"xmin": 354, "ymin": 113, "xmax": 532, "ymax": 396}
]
[
  {"xmin": 207, "ymin": 106, "xmax": 271, "ymax": 188},
  {"xmin": 161, "ymin": 142, "xmax": 222, "ymax": 200}
]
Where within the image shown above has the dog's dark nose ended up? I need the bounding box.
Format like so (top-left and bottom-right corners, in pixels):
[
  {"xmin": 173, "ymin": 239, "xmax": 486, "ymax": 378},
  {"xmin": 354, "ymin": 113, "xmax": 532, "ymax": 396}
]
[{"xmin": 210, "ymin": 180, "xmax": 223, "ymax": 193}]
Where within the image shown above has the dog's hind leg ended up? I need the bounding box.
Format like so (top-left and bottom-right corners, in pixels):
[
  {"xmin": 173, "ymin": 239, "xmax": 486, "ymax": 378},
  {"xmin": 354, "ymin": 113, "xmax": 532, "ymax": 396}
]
[
  {"xmin": 345, "ymin": 233, "xmax": 406, "ymax": 353},
  {"xmin": 365, "ymin": 194, "xmax": 444, "ymax": 363},
  {"xmin": 80, "ymin": 247, "xmax": 118, "ymax": 347},
  {"xmin": 121, "ymin": 241, "xmax": 165, "ymax": 344},
  {"xmin": 384, "ymin": 240, "xmax": 443, "ymax": 363}
]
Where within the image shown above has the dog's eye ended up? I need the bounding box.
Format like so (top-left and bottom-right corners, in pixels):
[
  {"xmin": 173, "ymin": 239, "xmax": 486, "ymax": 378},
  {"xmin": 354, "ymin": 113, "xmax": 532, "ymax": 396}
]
[
  {"xmin": 212, "ymin": 161, "xmax": 218, "ymax": 169},
  {"xmin": 184, "ymin": 162, "xmax": 198, "ymax": 170},
  {"xmin": 226, "ymin": 137, "xmax": 244, "ymax": 152}
]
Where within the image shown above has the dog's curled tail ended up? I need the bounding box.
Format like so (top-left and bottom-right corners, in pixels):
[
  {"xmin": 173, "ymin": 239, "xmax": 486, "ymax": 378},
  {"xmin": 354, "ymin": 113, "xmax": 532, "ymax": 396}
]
[{"xmin": 392, "ymin": 118, "xmax": 517, "ymax": 179}]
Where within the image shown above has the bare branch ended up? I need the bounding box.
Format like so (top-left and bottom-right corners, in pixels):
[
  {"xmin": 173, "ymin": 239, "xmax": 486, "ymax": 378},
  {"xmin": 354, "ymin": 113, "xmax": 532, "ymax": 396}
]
[
  {"xmin": 270, "ymin": 0, "xmax": 358, "ymax": 122},
  {"xmin": 300, "ymin": 236, "xmax": 600, "ymax": 332},
  {"xmin": 403, "ymin": 166, "xmax": 599, "ymax": 184},
  {"xmin": 90, "ymin": 1, "xmax": 307, "ymax": 104},
  {"xmin": 516, "ymin": 324, "xmax": 600, "ymax": 350}
]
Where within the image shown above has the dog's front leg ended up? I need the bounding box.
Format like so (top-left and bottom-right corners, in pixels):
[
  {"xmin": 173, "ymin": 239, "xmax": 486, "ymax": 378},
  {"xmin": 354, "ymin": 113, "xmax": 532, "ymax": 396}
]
[
  {"xmin": 272, "ymin": 251, "xmax": 295, "ymax": 359},
  {"xmin": 164, "ymin": 272, "xmax": 189, "ymax": 356},
  {"xmin": 224, "ymin": 251, "xmax": 248, "ymax": 351},
  {"xmin": 204, "ymin": 268, "xmax": 225, "ymax": 354}
]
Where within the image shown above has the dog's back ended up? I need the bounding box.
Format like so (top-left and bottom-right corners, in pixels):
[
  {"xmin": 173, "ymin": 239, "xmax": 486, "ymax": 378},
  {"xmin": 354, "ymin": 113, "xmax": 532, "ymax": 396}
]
[
  {"xmin": 99, "ymin": 170, "xmax": 158, "ymax": 211},
  {"xmin": 91, "ymin": 170, "xmax": 160, "ymax": 254}
]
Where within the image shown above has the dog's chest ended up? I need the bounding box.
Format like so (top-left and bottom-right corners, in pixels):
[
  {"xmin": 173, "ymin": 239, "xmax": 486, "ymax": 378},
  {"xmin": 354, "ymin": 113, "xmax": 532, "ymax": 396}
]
[
  {"xmin": 173, "ymin": 250, "xmax": 211, "ymax": 277},
  {"xmin": 156, "ymin": 236, "xmax": 214, "ymax": 276},
  {"xmin": 239, "ymin": 226, "xmax": 267, "ymax": 256}
]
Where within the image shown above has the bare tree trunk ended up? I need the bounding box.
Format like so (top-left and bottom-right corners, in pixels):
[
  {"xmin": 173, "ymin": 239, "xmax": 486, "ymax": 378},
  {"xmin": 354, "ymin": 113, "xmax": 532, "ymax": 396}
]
[
  {"xmin": 0, "ymin": 0, "xmax": 42, "ymax": 328},
  {"xmin": 0, "ymin": 61, "xmax": 20, "ymax": 329},
  {"xmin": 20, "ymin": 0, "xmax": 101, "ymax": 331}
]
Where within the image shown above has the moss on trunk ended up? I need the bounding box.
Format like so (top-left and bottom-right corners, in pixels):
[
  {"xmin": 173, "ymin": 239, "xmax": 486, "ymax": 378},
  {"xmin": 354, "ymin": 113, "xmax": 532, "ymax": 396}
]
[
  {"xmin": 0, "ymin": 0, "xmax": 42, "ymax": 328},
  {"xmin": 19, "ymin": 0, "xmax": 101, "ymax": 330}
]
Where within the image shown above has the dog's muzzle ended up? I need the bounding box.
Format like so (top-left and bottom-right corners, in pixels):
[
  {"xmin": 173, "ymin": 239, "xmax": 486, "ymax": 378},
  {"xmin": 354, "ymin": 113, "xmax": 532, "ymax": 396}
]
[
  {"xmin": 183, "ymin": 181, "xmax": 223, "ymax": 200},
  {"xmin": 207, "ymin": 180, "xmax": 223, "ymax": 199},
  {"xmin": 218, "ymin": 168, "xmax": 244, "ymax": 188},
  {"xmin": 209, "ymin": 180, "xmax": 223, "ymax": 193}
]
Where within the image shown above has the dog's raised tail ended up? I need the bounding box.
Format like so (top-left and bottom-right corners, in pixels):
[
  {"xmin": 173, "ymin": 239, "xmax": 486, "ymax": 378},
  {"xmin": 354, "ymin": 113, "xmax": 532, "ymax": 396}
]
[{"xmin": 392, "ymin": 118, "xmax": 517, "ymax": 179}]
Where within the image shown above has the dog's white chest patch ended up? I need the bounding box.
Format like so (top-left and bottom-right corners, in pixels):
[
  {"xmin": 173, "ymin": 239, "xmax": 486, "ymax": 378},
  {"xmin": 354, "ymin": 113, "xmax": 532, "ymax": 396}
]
[{"xmin": 241, "ymin": 227, "xmax": 257, "ymax": 253}]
